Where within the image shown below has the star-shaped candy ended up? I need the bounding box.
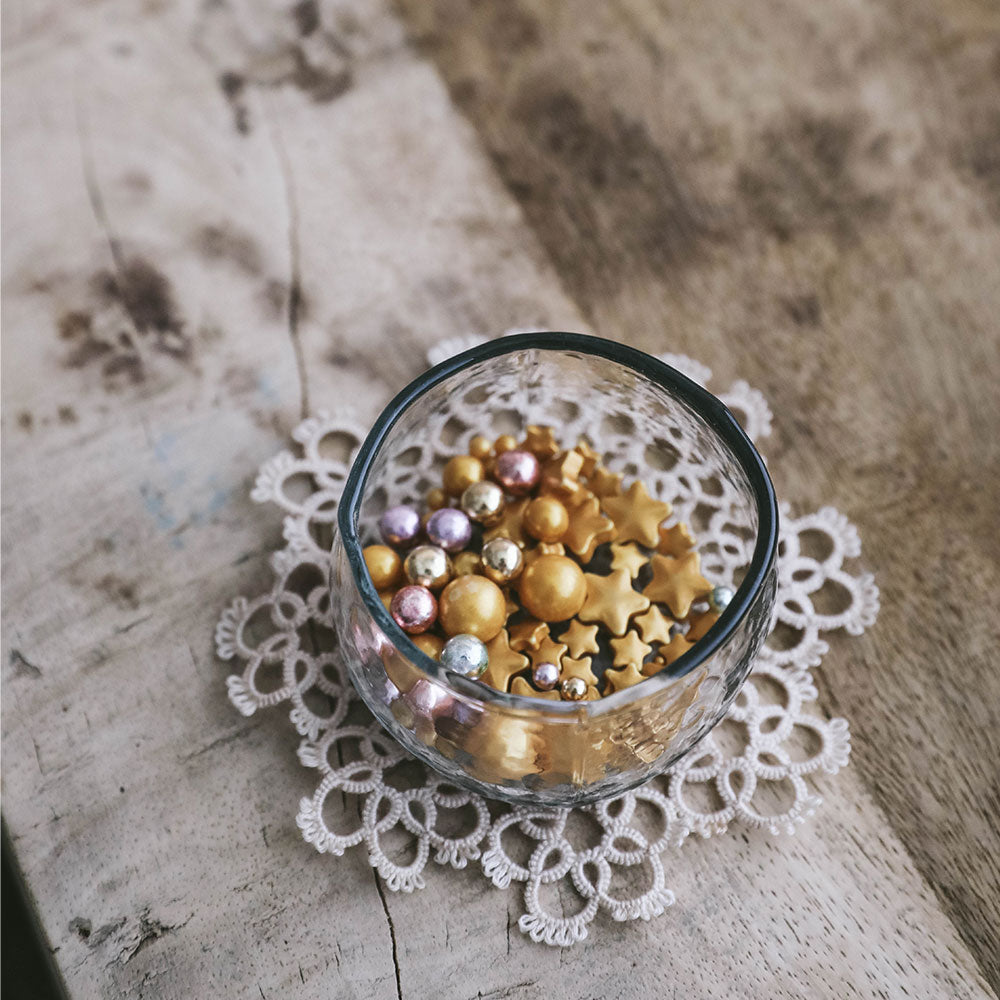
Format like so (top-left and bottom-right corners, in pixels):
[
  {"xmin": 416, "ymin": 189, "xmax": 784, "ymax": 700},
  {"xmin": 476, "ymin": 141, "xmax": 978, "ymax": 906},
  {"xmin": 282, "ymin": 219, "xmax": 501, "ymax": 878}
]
[
  {"xmin": 609, "ymin": 542, "xmax": 647, "ymax": 579},
  {"xmin": 633, "ymin": 605, "xmax": 675, "ymax": 645},
  {"xmin": 559, "ymin": 620, "xmax": 600, "ymax": 658},
  {"xmin": 511, "ymin": 676, "xmax": 560, "ymax": 700},
  {"xmin": 541, "ymin": 449, "xmax": 584, "ymax": 501},
  {"xmin": 643, "ymin": 633, "xmax": 693, "ymax": 675},
  {"xmin": 523, "ymin": 542, "xmax": 565, "ymax": 566},
  {"xmin": 481, "ymin": 629, "xmax": 529, "ymax": 691},
  {"xmin": 572, "ymin": 438, "xmax": 600, "ymax": 478},
  {"xmin": 580, "ymin": 569, "xmax": 650, "ymax": 636},
  {"xmin": 529, "ymin": 635, "xmax": 568, "ymax": 672},
  {"xmin": 642, "ymin": 551, "xmax": 712, "ymax": 619},
  {"xmin": 561, "ymin": 654, "xmax": 598, "ymax": 688},
  {"xmin": 587, "ymin": 465, "xmax": 623, "ymax": 498},
  {"xmin": 600, "ymin": 481, "xmax": 671, "ymax": 548},
  {"xmin": 658, "ymin": 521, "xmax": 696, "ymax": 557},
  {"xmin": 686, "ymin": 610, "xmax": 720, "ymax": 642},
  {"xmin": 484, "ymin": 497, "xmax": 530, "ymax": 547},
  {"xmin": 604, "ymin": 662, "xmax": 646, "ymax": 693},
  {"xmin": 564, "ymin": 495, "xmax": 617, "ymax": 562},
  {"xmin": 610, "ymin": 630, "xmax": 653, "ymax": 669},
  {"xmin": 520, "ymin": 425, "xmax": 559, "ymax": 459},
  {"xmin": 508, "ymin": 619, "xmax": 549, "ymax": 651}
]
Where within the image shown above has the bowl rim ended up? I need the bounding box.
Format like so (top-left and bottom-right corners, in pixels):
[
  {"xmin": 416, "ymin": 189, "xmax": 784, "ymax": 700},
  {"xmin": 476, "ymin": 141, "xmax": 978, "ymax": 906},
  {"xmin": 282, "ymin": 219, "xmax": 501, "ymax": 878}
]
[{"xmin": 336, "ymin": 332, "xmax": 778, "ymax": 715}]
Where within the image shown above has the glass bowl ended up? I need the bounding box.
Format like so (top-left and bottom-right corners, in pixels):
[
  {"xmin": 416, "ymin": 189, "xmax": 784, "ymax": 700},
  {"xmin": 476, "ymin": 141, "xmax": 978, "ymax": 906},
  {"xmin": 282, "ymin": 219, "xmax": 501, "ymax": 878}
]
[{"xmin": 331, "ymin": 333, "xmax": 778, "ymax": 806}]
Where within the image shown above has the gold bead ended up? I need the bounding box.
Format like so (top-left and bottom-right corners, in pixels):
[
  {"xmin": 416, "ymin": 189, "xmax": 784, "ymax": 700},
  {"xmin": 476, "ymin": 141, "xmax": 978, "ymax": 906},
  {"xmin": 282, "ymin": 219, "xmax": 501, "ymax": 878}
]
[
  {"xmin": 426, "ymin": 487, "xmax": 447, "ymax": 510},
  {"xmin": 461, "ymin": 481, "xmax": 505, "ymax": 526},
  {"xmin": 494, "ymin": 434, "xmax": 518, "ymax": 455},
  {"xmin": 404, "ymin": 545, "xmax": 453, "ymax": 590},
  {"xmin": 411, "ymin": 632, "xmax": 445, "ymax": 659},
  {"xmin": 517, "ymin": 554, "xmax": 587, "ymax": 623},
  {"xmin": 442, "ymin": 455, "xmax": 484, "ymax": 497},
  {"xmin": 524, "ymin": 496, "xmax": 569, "ymax": 543},
  {"xmin": 364, "ymin": 545, "xmax": 403, "ymax": 590},
  {"xmin": 469, "ymin": 434, "xmax": 493, "ymax": 459},
  {"xmin": 452, "ymin": 551, "xmax": 481, "ymax": 576},
  {"xmin": 480, "ymin": 537, "xmax": 524, "ymax": 584},
  {"xmin": 379, "ymin": 590, "xmax": 395, "ymax": 611},
  {"xmin": 561, "ymin": 676, "xmax": 588, "ymax": 701},
  {"xmin": 439, "ymin": 575, "xmax": 507, "ymax": 642}
]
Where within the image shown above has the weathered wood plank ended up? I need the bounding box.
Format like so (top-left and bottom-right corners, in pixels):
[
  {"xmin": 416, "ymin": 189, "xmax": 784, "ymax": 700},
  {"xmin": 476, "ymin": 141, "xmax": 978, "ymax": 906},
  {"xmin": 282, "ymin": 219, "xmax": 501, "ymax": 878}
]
[
  {"xmin": 393, "ymin": 0, "xmax": 1000, "ymax": 988},
  {"xmin": 1, "ymin": 0, "xmax": 996, "ymax": 997}
]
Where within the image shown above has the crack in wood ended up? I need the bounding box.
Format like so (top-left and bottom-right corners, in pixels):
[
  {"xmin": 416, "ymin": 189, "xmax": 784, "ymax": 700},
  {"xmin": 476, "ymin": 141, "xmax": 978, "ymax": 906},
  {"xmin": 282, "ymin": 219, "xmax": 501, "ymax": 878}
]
[{"xmin": 373, "ymin": 872, "xmax": 403, "ymax": 1000}]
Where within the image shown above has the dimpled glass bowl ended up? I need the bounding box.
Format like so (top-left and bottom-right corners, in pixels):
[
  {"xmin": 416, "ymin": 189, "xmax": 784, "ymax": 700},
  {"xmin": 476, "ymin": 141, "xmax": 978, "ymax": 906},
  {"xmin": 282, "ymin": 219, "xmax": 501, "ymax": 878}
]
[{"xmin": 331, "ymin": 333, "xmax": 778, "ymax": 806}]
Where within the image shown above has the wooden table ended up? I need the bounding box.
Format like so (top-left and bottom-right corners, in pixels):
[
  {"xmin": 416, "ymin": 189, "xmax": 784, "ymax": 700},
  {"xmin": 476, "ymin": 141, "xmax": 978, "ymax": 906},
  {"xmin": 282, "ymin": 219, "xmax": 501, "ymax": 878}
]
[{"xmin": 3, "ymin": 0, "xmax": 998, "ymax": 996}]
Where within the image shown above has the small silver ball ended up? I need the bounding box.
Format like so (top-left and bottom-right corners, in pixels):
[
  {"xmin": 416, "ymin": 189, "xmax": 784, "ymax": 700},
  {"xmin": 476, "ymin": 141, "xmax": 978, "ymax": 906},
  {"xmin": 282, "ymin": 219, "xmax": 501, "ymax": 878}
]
[
  {"xmin": 440, "ymin": 634, "xmax": 489, "ymax": 678},
  {"xmin": 480, "ymin": 537, "xmax": 524, "ymax": 584},
  {"xmin": 560, "ymin": 676, "xmax": 587, "ymax": 701},
  {"xmin": 532, "ymin": 661, "xmax": 560, "ymax": 691},
  {"xmin": 461, "ymin": 481, "xmax": 505, "ymax": 526},
  {"xmin": 404, "ymin": 545, "xmax": 453, "ymax": 590},
  {"xmin": 670, "ymin": 619, "xmax": 691, "ymax": 638},
  {"xmin": 710, "ymin": 585, "xmax": 735, "ymax": 614}
]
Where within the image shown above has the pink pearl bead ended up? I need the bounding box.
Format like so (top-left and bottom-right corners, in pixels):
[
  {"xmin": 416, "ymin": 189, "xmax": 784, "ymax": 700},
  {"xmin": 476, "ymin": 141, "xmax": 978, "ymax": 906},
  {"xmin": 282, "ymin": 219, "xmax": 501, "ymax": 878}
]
[
  {"xmin": 390, "ymin": 585, "xmax": 437, "ymax": 634},
  {"xmin": 494, "ymin": 450, "xmax": 541, "ymax": 496}
]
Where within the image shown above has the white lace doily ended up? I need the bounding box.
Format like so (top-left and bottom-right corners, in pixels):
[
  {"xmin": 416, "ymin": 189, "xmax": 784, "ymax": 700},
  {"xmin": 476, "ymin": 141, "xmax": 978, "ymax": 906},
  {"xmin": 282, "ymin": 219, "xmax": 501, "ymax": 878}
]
[{"xmin": 216, "ymin": 339, "xmax": 879, "ymax": 946}]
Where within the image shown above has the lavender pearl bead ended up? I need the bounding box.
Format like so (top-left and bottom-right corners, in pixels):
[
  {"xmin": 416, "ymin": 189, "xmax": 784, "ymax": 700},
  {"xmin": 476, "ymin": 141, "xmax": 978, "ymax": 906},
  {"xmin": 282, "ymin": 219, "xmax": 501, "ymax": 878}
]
[
  {"xmin": 390, "ymin": 585, "xmax": 437, "ymax": 634},
  {"xmin": 379, "ymin": 505, "xmax": 422, "ymax": 547},
  {"xmin": 494, "ymin": 450, "xmax": 541, "ymax": 496},
  {"xmin": 532, "ymin": 661, "xmax": 560, "ymax": 691},
  {"xmin": 425, "ymin": 507, "xmax": 472, "ymax": 553}
]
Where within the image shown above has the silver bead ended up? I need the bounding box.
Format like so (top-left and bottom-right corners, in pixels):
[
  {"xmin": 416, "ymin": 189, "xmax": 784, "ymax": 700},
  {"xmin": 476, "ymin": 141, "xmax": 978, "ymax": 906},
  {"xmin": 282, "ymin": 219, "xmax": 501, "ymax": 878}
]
[
  {"xmin": 440, "ymin": 634, "xmax": 489, "ymax": 678},
  {"xmin": 670, "ymin": 619, "xmax": 691, "ymax": 638},
  {"xmin": 560, "ymin": 676, "xmax": 587, "ymax": 701},
  {"xmin": 404, "ymin": 544, "xmax": 452, "ymax": 590},
  {"xmin": 532, "ymin": 661, "xmax": 560, "ymax": 691},
  {"xmin": 480, "ymin": 537, "xmax": 524, "ymax": 584},
  {"xmin": 710, "ymin": 585, "xmax": 735, "ymax": 614},
  {"xmin": 460, "ymin": 481, "xmax": 505, "ymax": 526}
]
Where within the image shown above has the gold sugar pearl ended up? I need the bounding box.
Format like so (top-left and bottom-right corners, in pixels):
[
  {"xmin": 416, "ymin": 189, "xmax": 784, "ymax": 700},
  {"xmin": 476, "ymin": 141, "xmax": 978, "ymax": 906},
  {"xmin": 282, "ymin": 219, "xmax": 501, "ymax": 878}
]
[
  {"xmin": 425, "ymin": 487, "xmax": 447, "ymax": 511},
  {"xmin": 524, "ymin": 496, "xmax": 569, "ymax": 543},
  {"xmin": 469, "ymin": 434, "xmax": 493, "ymax": 459},
  {"xmin": 363, "ymin": 544, "xmax": 403, "ymax": 591},
  {"xmin": 411, "ymin": 632, "xmax": 445, "ymax": 659},
  {"xmin": 517, "ymin": 554, "xmax": 587, "ymax": 623},
  {"xmin": 442, "ymin": 455, "xmax": 484, "ymax": 497},
  {"xmin": 452, "ymin": 551, "xmax": 481, "ymax": 576},
  {"xmin": 494, "ymin": 434, "xmax": 518, "ymax": 455},
  {"xmin": 560, "ymin": 676, "xmax": 588, "ymax": 701},
  {"xmin": 439, "ymin": 574, "xmax": 507, "ymax": 642}
]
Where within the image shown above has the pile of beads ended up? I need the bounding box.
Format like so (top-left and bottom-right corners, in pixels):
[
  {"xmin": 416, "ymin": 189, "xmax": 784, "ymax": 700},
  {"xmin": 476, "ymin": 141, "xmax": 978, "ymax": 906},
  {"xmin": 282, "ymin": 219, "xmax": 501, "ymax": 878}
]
[{"xmin": 363, "ymin": 427, "xmax": 733, "ymax": 701}]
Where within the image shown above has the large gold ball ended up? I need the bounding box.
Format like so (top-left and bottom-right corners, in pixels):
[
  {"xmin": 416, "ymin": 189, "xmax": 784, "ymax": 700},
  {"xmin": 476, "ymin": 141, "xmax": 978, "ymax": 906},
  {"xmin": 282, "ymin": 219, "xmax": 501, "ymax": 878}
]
[
  {"xmin": 442, "ymin": 455, "xmax": 484, "ymax": 497},
  {"xmin": 524, "ymin": 496, "xmax": 570, "ymax": 543},
  {"xmin": 364, "ymin": 544, "xmax": 403, "ymax": 590},
  {"xmin": 517, "ymin": 554, "xmax": 587, "ymax": 622},
  {"xmin": 481, "ymin": 537, "xmax": 524, "ymax": 584},
  {"xmin": 461, "ymin": 480, "xmax": 505, "ymax": 526},
  {"xmin": 469, "ymin": 435, "xmax": 493, "ymax": 460},
  {"xmin": 439, "ymin": 575, "xmax": 507, "ymax": 642}
]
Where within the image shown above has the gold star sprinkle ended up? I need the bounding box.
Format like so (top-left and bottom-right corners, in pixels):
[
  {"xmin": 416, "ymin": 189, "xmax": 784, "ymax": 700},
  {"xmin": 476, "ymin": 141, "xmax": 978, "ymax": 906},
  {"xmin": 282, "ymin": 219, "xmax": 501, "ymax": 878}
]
[
  {"xmin": 686, "ymin": 610, "xmax": 720, "ymax": 642},
  {"xmin": 561, "ymin": 655, "xmax": 598, "ymax": 688},
  {"xmin": 633, "ymin": 605, "xmax": 675, "ymax": 645},
  {"xmin": 587, "ymin": 465, "xmax": 623, "ymax": 498},
  {"xmin": 572, "ymin": 438, "xmax": 600, "ymax": 478},
  {"xmin": 564, "ymin": 495, "xmax": 617, "ymax": 562},
  {"xmin": 600, "ymin": 481, "xmax": 672, "ymax": 548},
  {"xmin": 658, "ymin": 521, "xmax": 696, "ymax": 557},
  {"xmin": 520, "ymin": 425, "xmax": 559, "ymax": 459},
  {"xmin": 540, "ymin": 449, "xmax": 584, "ymax": 501},
  {"xmin": 505, "ymin": 594, "xmax": 520, "ymax": 618},
  {"xmin": 610, "ymin": 630, "xmax": 653, "ymax": 669},
  {"xmin": 511, "ymin": 676, "xmax": 560, "ymax": 700},
  {"xmin": 481, "ymin": 629, "xmax": 529, "ymax": 691},
  {"xmin": 529, "ymin": 635, "xmax": 568, "ymax": 673},
  {"xmin": 604, "ymin": 662, "xmax": 646, "ymax": 693},
  {"xmin": 651, "ymin": 632, "xmax": 694, "ymax": 671},
  {"xmin": 609, "ymin": 542, "xmax": 647, "ymax": 579},
  {"xmin": 484, "ymin": 497, "xmax": 530, "ymax": 547},
  {"xmin": 642, "ymin": 551, "xmax": 712, "ymax": 618},
  {"xmin": 580, "ymin": 569, "xmax": 650, "ymax": 636},
  {"xmin": 559, "ymin": 620, "xmax": 600, "ymax": 658},
  {"xmin": 509, "ymin": 619, "xmax": 549, "ymax": 651}
]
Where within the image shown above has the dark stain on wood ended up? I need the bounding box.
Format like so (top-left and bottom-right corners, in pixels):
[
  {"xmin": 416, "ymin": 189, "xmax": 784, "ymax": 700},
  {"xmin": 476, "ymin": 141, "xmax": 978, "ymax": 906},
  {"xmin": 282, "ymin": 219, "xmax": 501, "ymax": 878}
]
[
  {"xmin": 782, "ymin": 293, "xmax": 822, "ymax": 328},
  {"xmin": 292, "ymin": 0, "xmax": 320, "ymax": 37},
  {"xmin": 96, "ymin": 575, "xmax": 140, "ymax": 611},
  {"xmin": 17, "ymin": 411, "xmax": 33, "ymax": 431},
  {"xmin": 957, "ymin": 107, "xmax": 1000, "ymax": 220},
  {"xmin": 284, "ymin": 48, "xmax": 353, "ymax": 104},
  {"xmin": 218, "ymin": 71, "xmax": 251, "ymax": 135},
  {"xmin": 736, "ymin": 110, "xmax": 892, "ymax": 243},
  {"xmin": 195, "ymin": 224, "xmax": 263, "ymax": 276}
]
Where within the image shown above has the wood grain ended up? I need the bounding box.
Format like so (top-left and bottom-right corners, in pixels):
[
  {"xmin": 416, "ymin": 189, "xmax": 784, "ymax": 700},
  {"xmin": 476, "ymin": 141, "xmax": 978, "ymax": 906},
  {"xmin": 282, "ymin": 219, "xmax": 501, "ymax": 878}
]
[{"xmin": 1, "ymin": 0, "xmax": 997, "ymax": 996}]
